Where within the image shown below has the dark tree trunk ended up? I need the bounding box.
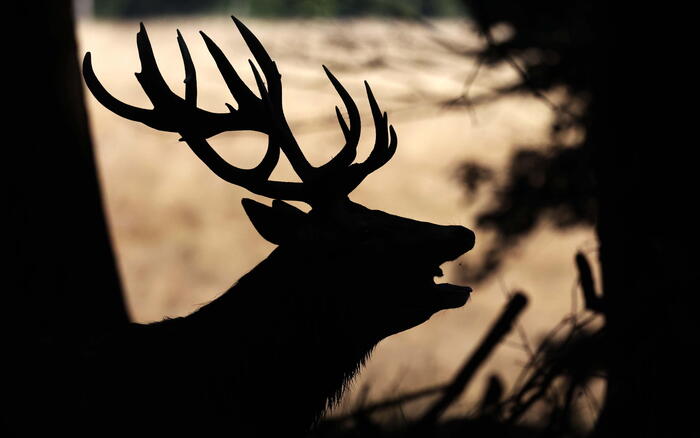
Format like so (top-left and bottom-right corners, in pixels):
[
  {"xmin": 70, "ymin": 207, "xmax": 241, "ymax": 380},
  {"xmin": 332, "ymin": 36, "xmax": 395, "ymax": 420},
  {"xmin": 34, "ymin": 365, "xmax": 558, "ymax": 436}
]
[
  {"xmin": 592, "ymin": 6, "xmax": 694, "ymax": 436},
  {"xmin": 6, "ymin": 0, "xmax": 129, "ymax": 433}
]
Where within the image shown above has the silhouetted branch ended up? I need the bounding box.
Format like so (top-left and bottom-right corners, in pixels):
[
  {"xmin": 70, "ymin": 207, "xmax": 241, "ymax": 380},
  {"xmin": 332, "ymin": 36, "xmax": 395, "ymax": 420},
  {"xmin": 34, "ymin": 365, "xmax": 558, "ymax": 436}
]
[
  {"xmin": 324, "ymin": 293, "xmax": 528, "ymax": 430},
  {"xmin": 575, "ymin": 252, "xmax": 605, "ymax": 313},
  {"xmin": 418, "ymin": 292, "xmax": 528, "ymax": 426},
  {"xmin": 313, "ymin": 253, "xmax": 606, "ymax": 436}
]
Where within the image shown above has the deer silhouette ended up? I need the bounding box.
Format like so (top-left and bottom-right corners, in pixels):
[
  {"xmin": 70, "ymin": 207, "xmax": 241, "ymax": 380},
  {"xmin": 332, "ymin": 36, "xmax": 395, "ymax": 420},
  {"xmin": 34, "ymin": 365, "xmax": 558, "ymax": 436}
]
[{"xmin": 80, "ymin": 17, "xmax": 475, "ymax": 436}]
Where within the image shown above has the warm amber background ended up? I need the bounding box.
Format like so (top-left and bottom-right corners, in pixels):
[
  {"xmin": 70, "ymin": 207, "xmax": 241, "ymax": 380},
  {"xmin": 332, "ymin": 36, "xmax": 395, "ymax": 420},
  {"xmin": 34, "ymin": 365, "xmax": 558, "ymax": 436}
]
[{"xmin": 76, "ymin": 17, "xmax": 599, "ymax": 422}]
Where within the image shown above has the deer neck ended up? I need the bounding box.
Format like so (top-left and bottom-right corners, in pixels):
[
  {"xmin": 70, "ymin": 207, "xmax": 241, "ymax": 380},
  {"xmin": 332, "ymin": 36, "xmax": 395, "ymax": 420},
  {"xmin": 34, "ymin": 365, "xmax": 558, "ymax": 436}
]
[{"xmin": 184, "ymin": 246, "xmax": 378, "ymax": 422}]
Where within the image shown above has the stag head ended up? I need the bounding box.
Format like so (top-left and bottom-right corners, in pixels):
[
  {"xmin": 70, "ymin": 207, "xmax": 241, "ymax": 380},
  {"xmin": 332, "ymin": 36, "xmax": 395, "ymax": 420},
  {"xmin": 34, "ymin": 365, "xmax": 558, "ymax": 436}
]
[{"xmin": 83, "ymin": 17, "xmax": 475, "ymax": 339}]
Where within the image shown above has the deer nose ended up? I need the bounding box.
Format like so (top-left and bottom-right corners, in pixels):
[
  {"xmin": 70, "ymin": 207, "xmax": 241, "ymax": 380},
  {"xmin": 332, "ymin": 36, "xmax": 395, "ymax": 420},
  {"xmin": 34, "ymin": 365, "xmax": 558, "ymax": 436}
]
[{"xmin": 445, "ymin": 225, "xmax": 476, "ymax": 258}]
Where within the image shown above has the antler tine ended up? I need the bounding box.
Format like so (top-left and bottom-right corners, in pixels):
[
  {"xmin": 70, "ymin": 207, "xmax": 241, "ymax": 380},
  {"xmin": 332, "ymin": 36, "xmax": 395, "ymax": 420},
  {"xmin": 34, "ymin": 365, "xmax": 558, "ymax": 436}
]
[
  {"xmin": 176, "ymin": 29, "xmax": 197, "ymax": 106},
  {"xmin": 177, "ymin": 48, "xmax": 281, "ymax": 185},
  {"xmin": 318, "ymin": 66, "xmax": 362, "ymax": 173},
  {"xmin": 333, "ymin": 82, "xmax": 398, "ymax": 197},
  {"xmin": 230, "ymin": 16, "xmax": 281, "ymax": 107},
  {"xmin": 135, "ymin": 23, "xmax": 178, "ymax": 108},
  {"xmin": 247, "ymin": 60, "xmax": 271, "ymax": 105},
  {"xmin": 179, "ymin": 23, "xmax": 320, "ymax": 200},
  {"xmin": 361, "ymin": 81, "xmax": 398, "ymax": 172},
  {"xmin": 83, "ymin": 52, "xmax": 156, "ymax": 125},
  {"xmin": 230, "ymin": 16, "xmax": 316, "ymax": 183},
  {"xmin": 84, "ymin": 25, "xmax": 242, "ymax": 138},
  {"xmin": 198, "ymin": 31, "xmax": 264, "ymax": 128},
  {"xmin": 176, "ymin": 49, "xmax": 298, "ymax": 198},
  {"xmin": 177, "ymin": 30, "xmax": 299, "ymax": 196}
]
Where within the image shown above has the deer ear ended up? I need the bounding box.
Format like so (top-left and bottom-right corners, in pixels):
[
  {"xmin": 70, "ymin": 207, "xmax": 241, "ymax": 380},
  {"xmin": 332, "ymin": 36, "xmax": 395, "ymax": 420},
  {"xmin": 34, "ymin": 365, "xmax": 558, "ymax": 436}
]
[{"xmin": 241, "ymin": 198, "xmax": 307, "ymax": 245}]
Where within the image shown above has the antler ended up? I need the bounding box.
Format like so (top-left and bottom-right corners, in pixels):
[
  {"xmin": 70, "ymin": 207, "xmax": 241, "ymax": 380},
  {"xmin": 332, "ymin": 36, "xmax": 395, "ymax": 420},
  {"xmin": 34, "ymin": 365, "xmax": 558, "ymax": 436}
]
[{"xmin": 83, "ymin": 16, "xmax": 397, "ymax": 206}]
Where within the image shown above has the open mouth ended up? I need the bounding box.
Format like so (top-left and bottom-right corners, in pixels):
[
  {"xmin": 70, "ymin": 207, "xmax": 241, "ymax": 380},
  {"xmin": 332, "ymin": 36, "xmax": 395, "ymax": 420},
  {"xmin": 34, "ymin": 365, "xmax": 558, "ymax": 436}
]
[
  {"xmin": 428, "ymin": 262, "xmax": 472, "ymax": 310},
  {"xmin": 405, "ymin": 226, "xmax": 475, "ymax": 312}
]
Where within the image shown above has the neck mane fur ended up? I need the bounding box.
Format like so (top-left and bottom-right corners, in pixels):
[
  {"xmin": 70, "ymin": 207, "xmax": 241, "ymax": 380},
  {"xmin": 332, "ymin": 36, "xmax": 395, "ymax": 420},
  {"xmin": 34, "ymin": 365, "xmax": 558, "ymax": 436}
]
[{"xmin": 145, "ymin": 246, "xmax": 379, "ymax": 432}]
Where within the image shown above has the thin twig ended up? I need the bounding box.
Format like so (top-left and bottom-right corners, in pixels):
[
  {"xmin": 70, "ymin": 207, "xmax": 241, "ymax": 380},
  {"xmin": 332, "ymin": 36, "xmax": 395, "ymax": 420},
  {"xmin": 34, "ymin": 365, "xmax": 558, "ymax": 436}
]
[{"xmin": 481, "ymin": 31, "xmax": 578, "ymax": 120}]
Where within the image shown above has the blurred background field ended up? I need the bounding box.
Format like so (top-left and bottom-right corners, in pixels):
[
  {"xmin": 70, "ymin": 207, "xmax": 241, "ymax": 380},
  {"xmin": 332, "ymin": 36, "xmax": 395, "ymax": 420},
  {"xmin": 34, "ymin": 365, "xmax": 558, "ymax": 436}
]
[{"xmin": 75, "ymin": 6, "xmax": 599, "ymax": 426}]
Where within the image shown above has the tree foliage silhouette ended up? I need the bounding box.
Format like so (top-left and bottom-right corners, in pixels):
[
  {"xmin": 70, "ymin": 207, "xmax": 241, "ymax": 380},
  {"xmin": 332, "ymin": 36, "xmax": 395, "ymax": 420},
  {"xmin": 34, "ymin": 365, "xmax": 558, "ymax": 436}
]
[
  {"xmin": 456, "ymin": 0, "xmax": 597, "ymax": 282},
  {"xmin": 460, "ymin": 1, "xmax": 692, "ymax": 437}
]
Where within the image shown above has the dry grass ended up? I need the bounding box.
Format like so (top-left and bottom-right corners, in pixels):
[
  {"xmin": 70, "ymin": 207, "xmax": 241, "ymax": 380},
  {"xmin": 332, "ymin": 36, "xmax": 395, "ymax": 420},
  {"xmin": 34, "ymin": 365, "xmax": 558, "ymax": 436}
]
[{"xmin": 76, "ymin": 17, "xmax": 597, "ymax": 421}]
